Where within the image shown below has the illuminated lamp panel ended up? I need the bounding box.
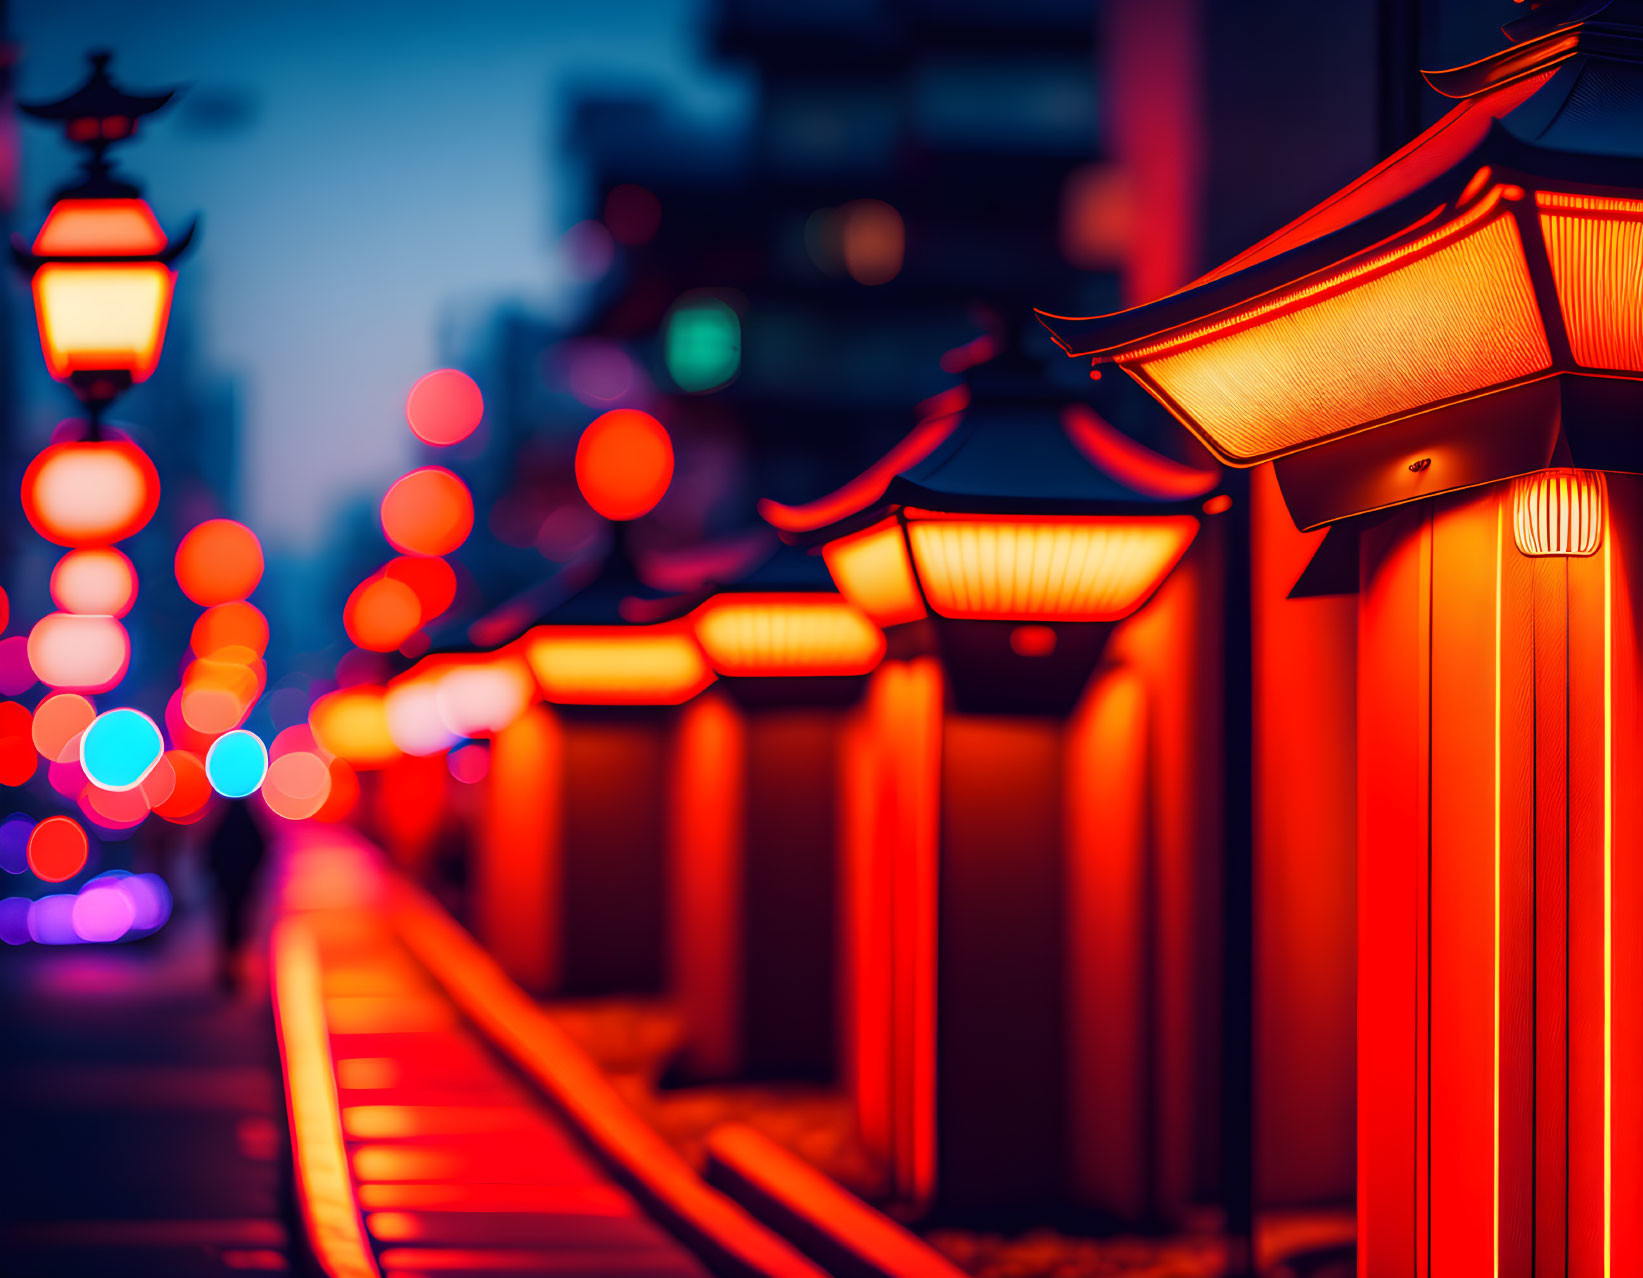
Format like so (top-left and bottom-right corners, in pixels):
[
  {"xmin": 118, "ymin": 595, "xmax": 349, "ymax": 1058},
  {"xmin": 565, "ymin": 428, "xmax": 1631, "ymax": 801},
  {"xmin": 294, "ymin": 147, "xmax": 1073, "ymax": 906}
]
[
  {"xmin": 1538, "ymin": 192, "xmax": 1643, "ymax": 371},
  {"xmin": 32, "ymin": 198, "xmax": 167, "ymax": 256},
  {"xmin": 692, "ymin": 593, "xmax": 887, "ymax": 677},
  {"xmin": 524, "ymin": 626, "xmax": 714, "ymax": 706},
  {"xmin": 822, "ymin": 519, "xmax": 927, "ymax": 627},
  {"xmin": 1127, "ymin": 198, "xmax": 1550, "ymax": 462},
  {"xmin": 1512, "ymin": 467, "xmax": 1606, "ymax": 558},
  {"xmin": 33, "ymin": 263, "xmax": 175, "ymax": 381},
  {"xmin": 904, "ymin": 512, "xmax": 1199, "ymax": 622}
]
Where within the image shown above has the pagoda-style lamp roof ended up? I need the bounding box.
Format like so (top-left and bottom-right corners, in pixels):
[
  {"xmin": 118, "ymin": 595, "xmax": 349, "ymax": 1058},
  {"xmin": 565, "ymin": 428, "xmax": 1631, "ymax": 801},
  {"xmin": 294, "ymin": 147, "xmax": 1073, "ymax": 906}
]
[
  {"xmin": 763, "ymin": 339, "xmax": 1221, "ymax": 712},
  {"xmin": 1037, "ymin": 0, "xmax": 1643, "ymax": 528},
  {"xmin": 20, "ymin": 51, "xmax": 177, "ymax": 201}
]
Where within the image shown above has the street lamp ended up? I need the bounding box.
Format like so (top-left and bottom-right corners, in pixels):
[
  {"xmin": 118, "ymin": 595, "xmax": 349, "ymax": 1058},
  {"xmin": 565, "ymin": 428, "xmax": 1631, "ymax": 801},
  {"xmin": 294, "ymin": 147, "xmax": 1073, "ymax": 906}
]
[
  {"xmin": 13, "ymin": 52, "xmax": 195, "ymax": 425},
  {"xmin": 1037, "ymin": 1, "xmax": 1643, "ymax": 1270}
]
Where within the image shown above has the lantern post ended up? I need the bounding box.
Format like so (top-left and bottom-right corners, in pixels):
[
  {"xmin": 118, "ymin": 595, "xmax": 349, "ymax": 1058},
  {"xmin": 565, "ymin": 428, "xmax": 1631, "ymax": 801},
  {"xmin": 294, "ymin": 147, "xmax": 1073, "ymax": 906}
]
[
  {"xmin": 768, "ymin": 329, "xmax": 1223, "ymax": 1221},
  {"xmin": 1038, "ymin": 2, "xmax": 1643, "ymax": 1270}
]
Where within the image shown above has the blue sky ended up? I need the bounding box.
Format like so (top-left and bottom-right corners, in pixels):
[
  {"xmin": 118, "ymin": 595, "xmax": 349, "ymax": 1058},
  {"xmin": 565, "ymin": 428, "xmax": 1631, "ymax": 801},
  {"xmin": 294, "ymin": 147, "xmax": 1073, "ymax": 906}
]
[{"xmin": 10, "ymin": 0, "xmax": 745, "ymax": 550}]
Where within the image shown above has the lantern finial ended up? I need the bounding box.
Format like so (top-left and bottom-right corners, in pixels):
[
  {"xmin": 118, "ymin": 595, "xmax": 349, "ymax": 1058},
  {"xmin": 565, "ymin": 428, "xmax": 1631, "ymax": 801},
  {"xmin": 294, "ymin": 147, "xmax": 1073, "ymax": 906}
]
[{"xmin": 19, "ymin": 51, "xmax": 179, "ymax": 200}]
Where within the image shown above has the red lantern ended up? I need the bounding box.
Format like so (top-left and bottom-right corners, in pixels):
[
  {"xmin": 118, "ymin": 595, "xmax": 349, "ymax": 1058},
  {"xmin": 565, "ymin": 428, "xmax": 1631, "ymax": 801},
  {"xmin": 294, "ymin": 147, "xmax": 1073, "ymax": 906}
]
[{"xmin": 21, "ymin": 440, "xmax": 160, "ymax": 547}]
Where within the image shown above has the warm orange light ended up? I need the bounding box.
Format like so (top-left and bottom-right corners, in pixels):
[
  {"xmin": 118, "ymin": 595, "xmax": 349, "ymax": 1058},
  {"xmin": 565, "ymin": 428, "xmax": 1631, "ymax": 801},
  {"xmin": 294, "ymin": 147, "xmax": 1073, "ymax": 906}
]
[
  {"xmin": 50, "ymin": 547, "xmax": 137, "ymax": 617},
  {"xmin": 903, "ymin": 511, "xmax": 1199, "ymax": 621},
  {"xmin": 33, "ymin": 198, "xmax": 166, "ymax": 256},
  {"xmin": 21, "ymin": 440, "xmax": 160, "ymax": 547},
  {"xmin": 822, "ymin": 518, "xmax": 926, "ymax": 627},
  {"xmin": 405, "ymin": 369, "xmax": 483, "ymax": 447},
  {"xmin": 192, "ymin": 601, "xmax": 269, "ymax": 658},
  {"xmin": 27, "ymin": 612, "xmax": 129, "ymax": 692},
  {"xmin": 432, "ymin": 659, "xmax": 533, "ymax": 737},
  {"xmin": 33, "ymin": 263, "xmax": 173, "ymax": 384},
  {"xmin": 1537, "ymin": 192, "xmax": 1643, "ymax": 372},
  {"xmin": 841, "ymin": 199, "xmax": 905, "ymax": 286},
  {"xmin": 524, "ymin": 626, "xmax": 714, "ymax": 705},
  {"xmin": 1511, "ymin": 468, "xmax": 1606, "ymax": 557},
  {"xmin": 690, "ymin": 593, "xmax": 886, "ymax": 677},
  {"xmin": 175, "ymin": 519, "xmax": 264, "ymax": 606},
  {"xmin": 310, "ymin": 686, "xmax": 400, "ymax": 768},
  {"xmin": 575, "ymin": 409, "xmax": 674, "ymax": 521},
  {"xmin": 344, "ymin": 576, "xmax": 421, "ymax": 653},
  {"xmin": 381, "ymin": 468, "xmax": 473, "ymax": 557},
  {"xmin": 313, "ymin": 759, "xmax": 360, "ymax": 823},
  {"xmin": 180, "ymin": 655, "xmax": 262, "ymax": 735},
  {"xmin": 263, "ymin": 751, "xmax": 334, "ymax": 821},
  {"xmin": 152, "ymin": 749, "xmax": 212, "ymax": 824},
  {"xmin": 1126, "ymin": 194, "xmax": 1550, "ymax": 463},
  {"xmin": 382, "ymin": 556, "xmax": 457, "ymax": 625},
  {"xmin": 31, "ymin": 692, "xmax": 96, "ymax": 763}
]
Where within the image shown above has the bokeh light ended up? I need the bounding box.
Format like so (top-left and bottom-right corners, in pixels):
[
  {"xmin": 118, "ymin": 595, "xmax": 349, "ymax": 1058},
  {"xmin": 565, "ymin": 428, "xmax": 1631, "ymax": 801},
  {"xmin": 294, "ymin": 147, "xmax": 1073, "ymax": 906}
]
[
  {"xmin": 380, "ymin": 468, "xmax": 474, "ymax": 557},
  {"xmin": 152, "ymin": 750, "xmax": 212, "ymax": 824},
  {"xmin": 50, "ymin": 547, "xmax": 138, "ymax": 617},
  {"xmin": 48, "ymin": 754, "xmax": 88, "ymax": 800},
  {"xmin": 385, "ymin": 682, "xmax": 458, "ymax": 757},
  {"xmin": 434, "ymin": 662, "xmax": 532, "ymax": 738},
  {"xmin": 71, "ymin": 882, "xmax": 135, "ymax": 941},
  {"xmin": 262, "ymin": 750, "xmax": 332, "ymax": 820},
  {"xmin": 313, "ymin": 759, "xmax": 359, "ymax": 823},
  {"xmin": 0, "ymin": 702, "xmax": 37, "ymax": 787},
  {"xmin": 664, "ymin": 295, "xmax": 740, "ymax": 393},
  {"xmin": 80, "ymin": 783, "xmax": 149, "ymax": 832},
  {"xmin": 0, "ymin": 815, "xmax": 35, "ymax": 874},
  {"xmin": 180, "ymin": 655, "xmax": 264, "ymax": 735},
  {"xmin": 27, "ymin": 895, "xmax": 77, "ymax": 944},
  {"xmin": 0, "ymin": 636, "xmax": 36, "ymax": 696},
  {"xmin": 0, "ymin": 585, "xmax": 8, "ymax": 632},
  {"xmin": 32, "ymin": 692, "xmax": 96, "ymax": 764},
  {"xmin": 80, "ymin": 708, "xmax": 164, "ymax": 792},
  {"xmin": 448, "ymin": 742, "xmax": 489, "ymax": 784},
  {"xmin": 21, "ymin": 440, "xmax": 160, "ymax": 546},
  {"xmin": 383, "ymin": 556, "xmax": 457, "ymax": 624},
  {"xmin": 27, "ymin": 613, "xmax": 130, "ymax": 692},
  {"xmin": 0, "ymin": 897, "xmax": 29, "ymax": 945},
  {"xmin": 192, "ymin": 602, "xmax": 269, "ymax": 658},
  {"xmin": 344, "ymin": 576, "xmax": 421, "ymax": 652},
  {"xmin": 206, "ymin": 729, "xmax": 268, "ymax": 798},
  {"xmin": 27, "ymin": 815, "xmax": 89, "ymax": 882},
  {"xmin": 575, "ymin": 409, "xmax": 674, "ymax": 521},
  {"xmin": 309, "ymin": 687, "xmax": 399, "ymax": 768},
  {"xmin": 840, "ymin": 198, "xmax": 905, "ymax": 285},
  {"xmin": 175, "ymin": 519, "xmax": 265, "ymax": 606},
  {"xmin": 406, "ymin": 369, "xmax": 483, "ymax": 447}
]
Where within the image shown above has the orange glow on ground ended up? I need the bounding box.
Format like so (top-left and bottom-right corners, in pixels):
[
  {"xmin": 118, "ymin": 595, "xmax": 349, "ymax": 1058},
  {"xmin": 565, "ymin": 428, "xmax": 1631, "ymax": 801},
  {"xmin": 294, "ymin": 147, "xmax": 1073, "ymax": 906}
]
[
  {"xmin": 380, "ymin": 468, "xmax": 473, "ymax": 557},
  {"xmin": 344, "ymin": 577, "xmax": 421, "ymax": 653},
  {"xmin": 50, "ymin": 547, "xmax": 137, "ymax": 617},
  {"xmin": 31, "ymin": 692, "xmax": 95, "ymax": 764},
  {"xmin": 904, "ymin": 511, "xmax": 1199, "ymax": 621},
  {"xmin": 405, "ymin": 369, "xmax": 483, "ymax": 446},
  {"xmin": 1538, "ymin": 193, "xmax": 1643, "ymax": 372},
  {"xmin": 524, "ymin": 626, "xmax": 713, "ymax": 705},
  {"xmin": 1513, "ymin": 469, "xmax": 1607, "ymax": 558},
  {"xmin": 575, "ymin": 409, "xmax": 674, "ymax": 521},
  {"xmin": 822, "ymin": 519, "xmax": 927, "ymax": 627},
  {"xmin": 192, "ymin": 601, "xmax": 269, "ymax": 658},
  {"xmin": 21, "ymin": 441, "xmax": 160, "ymax": 547},
  {"xmin": 32, "ymin": 198, "xmax": 167, "ymax": 256},
  {"xmin": 690, "ymin": 593, "xmax": 886, "ymax": 677},
  {"xmin": 32, "ymin": 262, "xmax": 174, "ymax": 383},
  {"xmin": 269, "ymin": 919, "xmax": 382, "ymax": 1278},
  {"xmin": 27, "ymin": 612, "xmax": 129, "ymax": 693},
  {"xmin": 1127, "ymin": 194, "xmax": 1550, "ymax": 463},
  {"xmin": 175, "ymin": 519, "xmax": 265, "ymax": 606},
  {"xmin": 310, "ymin": 687, "xmax": 400, "ymax": 769},
  {"xmin": 27, "ymin": 815, "xmax": 89, "ymax": 882}
]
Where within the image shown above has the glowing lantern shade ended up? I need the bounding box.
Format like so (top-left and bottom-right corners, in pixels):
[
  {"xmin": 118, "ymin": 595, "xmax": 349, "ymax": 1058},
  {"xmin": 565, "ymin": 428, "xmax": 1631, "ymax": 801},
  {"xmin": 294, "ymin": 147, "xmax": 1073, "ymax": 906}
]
[
  {"xmin": 762, "ymin": 348, "xmax": 1215, "ymax": 629},
  {"xmin": 175, "ymin": 519, "xmax": 264, "ymax": 606},
  {"xmin": 21, "ymin": 441, "xmax": 160, "ymax": 546},
  {"xmin": 27, "ymin": 613, "xmax": 130, "ymax": 693},
  {"xmin": 525, "ymin": 626, "xmax": 712, "ymax": 705},
  {"xmin": 406, "ymin": 369, "xmax": 483, "ymax": 446},
  {"xmin": 51, "ymin": 547, "xmax": 137, "ymax": 617},
  {"xmin": 381, "ymin": 468, "xmax": 473, "ymax": 557},
  {"xmin": 309, "ymin": 687, "xmax": 400, "ymax": 769},
  {"xmin": 575, "ymin": 410, "xmax": 674, "ymax": 520},
  {"xmin": 205, "ymin": 729, "xmax": 268, "ymax": 799},
  {"xmin": 27, "ymin": 816, "xmax": 88, "ymax": 883},
  {"xmin": 25, "ymin": 199, "xmax": 183, "ymax": 394},
  {"xmin": 690, "ymin": 593, "xmax": 886, "ymax": 678},
  {"xmin": 1512, "ymin": 468, "xmax": 1607, "ymax": 557},
  {"xmin": 1033, "ymin": 15, "xmax": 1643, "ymax": 529},
  {"xmin": 79, "ymin": 708, "xmax": 163, "ymax": 792}
]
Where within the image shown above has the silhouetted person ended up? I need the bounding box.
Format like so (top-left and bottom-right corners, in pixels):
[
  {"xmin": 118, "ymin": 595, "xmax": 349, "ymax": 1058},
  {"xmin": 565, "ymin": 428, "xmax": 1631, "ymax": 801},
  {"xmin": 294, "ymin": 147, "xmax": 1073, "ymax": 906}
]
[{"xmin": 206, "ymin": 798, "xmax": 268, "ymax": 993}]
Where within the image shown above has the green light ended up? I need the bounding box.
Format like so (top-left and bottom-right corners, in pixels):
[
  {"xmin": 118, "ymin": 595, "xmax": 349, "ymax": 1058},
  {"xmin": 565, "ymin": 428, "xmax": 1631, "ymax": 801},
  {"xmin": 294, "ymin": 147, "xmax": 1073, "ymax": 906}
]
[{"xmin": 665, "ymin": 296, "xmax": 740, "ymax": 393}]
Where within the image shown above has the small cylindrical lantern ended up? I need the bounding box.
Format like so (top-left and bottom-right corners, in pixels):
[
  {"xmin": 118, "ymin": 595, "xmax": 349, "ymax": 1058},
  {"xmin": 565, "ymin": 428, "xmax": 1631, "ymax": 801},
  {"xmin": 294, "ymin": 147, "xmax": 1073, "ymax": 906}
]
[{"xmin": 1512, "ymin": 467, "xmax": 1607, "ymax": 557}]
